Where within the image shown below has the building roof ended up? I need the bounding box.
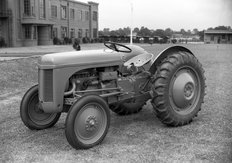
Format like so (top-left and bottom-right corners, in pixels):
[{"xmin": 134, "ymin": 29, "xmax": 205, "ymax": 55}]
[
  {"xmin": 64, "ymin": 0, "xmax": 98, "ymax": 6},
  {"xmin": 204, "ymin": 30, "xmax": 232, "ymax": 34}
]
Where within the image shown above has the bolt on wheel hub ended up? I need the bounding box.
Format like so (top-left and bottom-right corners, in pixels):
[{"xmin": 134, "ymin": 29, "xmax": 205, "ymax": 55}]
[{"xmin": 85, "ymin": 116, "xmax": 98, "ymax": 131}]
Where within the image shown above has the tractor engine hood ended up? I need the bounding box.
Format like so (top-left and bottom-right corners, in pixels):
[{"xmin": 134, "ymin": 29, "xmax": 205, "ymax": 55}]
[{"xmin": 38, "ymin": 49, "xmax": 122, "ymax": 69}]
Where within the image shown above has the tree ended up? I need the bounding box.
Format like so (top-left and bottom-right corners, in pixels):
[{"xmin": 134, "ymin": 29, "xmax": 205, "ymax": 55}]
[
  {"xmin": 214, "ymin": 26, "xmax": 228, "ymax": 30},
  {"xmin": 98, "ymin": 31, "xmax": 104, "ymax": 36},
  {"xmin": 180, "ymin": 29, "xmax": 186, "ymax": 35},
  {"xmin": 164, "ymin": 28, "xmax": 173, "ymax": 37},
  {"xmin": 139, "ymin": 26, "xmax": 151, "ymax": 37},
  {"xmin": 123, "ymin": 27, "xmax": 131, "ymax": 36},
  {"xmin": 207, "ymin": 27, "xmax": 214, "ymax": 30},
  {"xmin": 193, "ymin": 28, "xmax": 199, "ymax": 35},
  {"xmin": 118, "ymin": 28, "xmax": 126, "ymax": 36},
  {"xmin": 187, "ymin": 29, "xmax": 191, "ymax": 35},
  {"xmin": 103, "ymin": 28, "xmax": 110, "ymax": 35},
  {"xmin": 133, "ymin": 27, "xmax": 140, "ymax": 34},
  {"xmin": 109, "ymin": 30, "xmax": 119, "ymax": 36},
  {"xmin": 198, "ymin": 30, "xmax": 204, "ymax": 41},
  {"xmin": 155, "ymin": 29, "xmax": 165, "ymax": 37}
]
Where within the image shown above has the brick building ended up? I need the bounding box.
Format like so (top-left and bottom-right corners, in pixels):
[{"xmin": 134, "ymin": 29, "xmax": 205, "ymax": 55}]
[
  {"xmin": 204, "ymin": 30, "xmax": 232, "ymax": 44},
  {"xmin": 0, "ymin": 0, "xmax": 98, "ymax": 47}
]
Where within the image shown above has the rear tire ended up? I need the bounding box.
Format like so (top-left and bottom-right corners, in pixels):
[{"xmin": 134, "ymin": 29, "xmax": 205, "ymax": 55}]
[
  {"xmin": 110, "ymin": 100, "xmax": 144, "ymax": 115},
  {"xmin": 151, "ymin": 51, "xmax": 205, "ymax": 126},
  {"xmin": 65, "ymin": 95, "xmax": 110, "ymax": 149},
  {"xmin": 20, "ymin": 85, "xmax": 61, "ymax": 130}
]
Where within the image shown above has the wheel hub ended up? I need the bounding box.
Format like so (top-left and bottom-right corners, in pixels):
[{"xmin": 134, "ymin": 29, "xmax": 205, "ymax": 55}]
[
  {"xmin": 73, "ymin": 102, "xmax": 108, "ymax": 145},
  {"xmin": 34, "ymin": 103, "xmax": 44, "ymax": 114},
  {"xmin": 85, "ymin": 116, "xmax": 98, "ymax": 131},
  {"xmin": 171, "ymin": 69, "xmax": 198, "ymax": 110},
  {"xmin": 184, "ymin": 83, "xmax": 194, "ymax": 98}
]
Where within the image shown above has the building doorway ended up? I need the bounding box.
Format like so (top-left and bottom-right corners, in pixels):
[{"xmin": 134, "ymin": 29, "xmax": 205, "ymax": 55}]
[{"xmin": 37, "ymin": 25, "xmax": 52, "ymax": 45}]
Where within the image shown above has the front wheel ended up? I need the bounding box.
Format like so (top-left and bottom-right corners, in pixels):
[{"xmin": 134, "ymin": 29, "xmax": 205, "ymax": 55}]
[
  {"xmin": 20, "ymin": 85, "xmax": 61, "ymax": 130},
  {"xmin": 65, "ymin": 95, "xmax": 110, "ymax": 149},
  {"xmin": 151, "ymin": 51, "xmax": 206, "ymax": 126}
]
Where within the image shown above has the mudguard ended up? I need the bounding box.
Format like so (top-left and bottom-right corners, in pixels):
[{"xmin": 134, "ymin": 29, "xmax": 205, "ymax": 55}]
[{"xmin": 149, "ymin": 46, "xmax": 194, "ymax": 74}]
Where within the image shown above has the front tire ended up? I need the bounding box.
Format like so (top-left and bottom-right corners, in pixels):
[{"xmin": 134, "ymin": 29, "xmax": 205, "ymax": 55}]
[
  {"xmin": 20, "ymin": 85, "xmax": 61, "ymax": 130},
  {"xmin": 65, "ymin": 95, "xmax": 110, "ymax": 149},
  {"xmin": 151, "ymin": 51, "xmax": 205, "ymax": 126}
]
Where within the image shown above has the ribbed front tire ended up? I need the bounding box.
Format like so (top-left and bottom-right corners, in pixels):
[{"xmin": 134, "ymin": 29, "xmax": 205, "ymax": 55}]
[
  {"xmin": 20, "ymin": 85, "xmax": 61, "ymax": 130},
  {"xmin": 65, "ymin": 95, "xmax": 110, "ymax": 149}
]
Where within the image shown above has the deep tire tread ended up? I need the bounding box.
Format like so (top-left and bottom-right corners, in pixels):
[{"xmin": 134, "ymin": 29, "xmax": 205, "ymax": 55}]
[
  {"xmin": 151, "ymin": 51, "xmax": 206, "ymax": 127},
  {"xmin": 110, "ymin": 101, "xmax": 144, "ymax": 116}
]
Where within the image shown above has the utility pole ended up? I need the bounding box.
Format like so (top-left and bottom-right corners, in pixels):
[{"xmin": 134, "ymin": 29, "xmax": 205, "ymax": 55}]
[{"xmin": 130, "ymin": 3, "xmax": 133, "ymax": 45}]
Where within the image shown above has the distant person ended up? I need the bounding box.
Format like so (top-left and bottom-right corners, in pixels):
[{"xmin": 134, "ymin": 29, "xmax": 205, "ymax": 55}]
[{"xmin": 73, "ymin": 38, "xmax": 81, "ymax": 51}]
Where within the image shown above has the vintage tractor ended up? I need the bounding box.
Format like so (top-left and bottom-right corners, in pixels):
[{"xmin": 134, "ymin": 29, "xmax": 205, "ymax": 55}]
[{"xmin": 20, "ymin": 42, "xmax": 205, "ymax": 149}]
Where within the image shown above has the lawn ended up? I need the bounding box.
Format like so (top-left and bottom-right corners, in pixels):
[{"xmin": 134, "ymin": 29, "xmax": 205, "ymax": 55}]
[{"xmin": 0, "ymin": 44, "xmax": 231, "ymax": 162}]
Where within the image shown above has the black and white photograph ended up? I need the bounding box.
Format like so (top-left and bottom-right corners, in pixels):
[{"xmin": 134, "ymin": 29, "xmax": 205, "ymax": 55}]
[{"xmin": 0, "ymin": 0, "xmax": 231, "ymax": 162}]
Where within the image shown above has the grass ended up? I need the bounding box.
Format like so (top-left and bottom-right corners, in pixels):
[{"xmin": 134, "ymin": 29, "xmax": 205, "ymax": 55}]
[{"xmin": 0, "ymin": 44, "xmax": 232, "ymax": 163}]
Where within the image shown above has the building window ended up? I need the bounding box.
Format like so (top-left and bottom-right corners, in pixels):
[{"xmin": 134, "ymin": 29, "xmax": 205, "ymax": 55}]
[
  {"xmin": 24, "ymin": 0, "xmax": 31, "ymax": 16},
  {"xmin": 61, "ymin": 26, "xmax": 67, "ymax": 38},
  {"xmin": 78, "ymin": 29, "xmax": 82, "ymax": 38},
  {"xmin": 39, "ymin": 0, "xmax": 45, "ymax": 18},
  {"xmin": 53, "ymin": 27, "xmax": 58, "ymax": 38},
  {"xmin": 51, "ymin": 5, "xmax": 57, "ymax": 18},
  {"xmin": 93, "ymin": 28, "xmax": 97, "ymax": 38},
  {"xmin": 77, "ymin": 10, "xmax": 83, "ymax": 20},
  {"xmin": 93, "ymin": 11, "xmax": 97, "ymax": 21},
  {"xmin": 85, "ymin": 11, "xmax": 89, "ymax": 21},
  {"xmin": 61, "ymin": 5, "xmax": 67, "ymax": 19},
  {"xmin": 85, "ymin": 29, "xmax": 89, "ymax": 37},
  {"xmin": 222, "ymin": 34, "xmax": 225, "ymax": 39},
  {"xmin": 25, "ymin": 26, "xmax": 31, "ymax": 39},
  {"xmin": 31, "ymin": 0, "xmax": 35, "ymax": 16},
  {"xmin": 77, "ymin": 11, "xmax": 80, "ymax": 20},
  {"xmin": 70, "ymin": 9, "xmax": 75, "ymax": 20},
  {"xmin": 210, "ymin": 36, "xmax": 214, "ymax": 41},
  {"xmin": 70, "ymin": 29, "xmax": 75, "ymax": 38}
]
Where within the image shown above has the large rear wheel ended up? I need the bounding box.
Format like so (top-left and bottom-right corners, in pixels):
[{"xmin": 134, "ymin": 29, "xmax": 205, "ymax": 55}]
[
  {"xmin": 151, "ymin": 51, "xmax": 205, "ymax": 126},
  {"xmin": 110, "ymin": 99, "xmax": 144, "ymax": 115}
]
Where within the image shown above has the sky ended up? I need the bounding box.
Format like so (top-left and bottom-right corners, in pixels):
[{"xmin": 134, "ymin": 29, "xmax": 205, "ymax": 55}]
[{"xmin": 77, "ymin": 0, "xmax": 232, "ymax": 31}]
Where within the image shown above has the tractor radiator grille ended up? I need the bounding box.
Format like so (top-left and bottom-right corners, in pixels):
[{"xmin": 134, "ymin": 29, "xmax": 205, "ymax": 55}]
[{"xmin": 40, "ymin": 69, "xmax": 53, "ymax": 102}]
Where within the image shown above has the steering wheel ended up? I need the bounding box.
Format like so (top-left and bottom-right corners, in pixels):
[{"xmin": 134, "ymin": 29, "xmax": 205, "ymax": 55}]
[{"xmin": 104, "ymin": 41, "xmax": 132, "ymax": 53}]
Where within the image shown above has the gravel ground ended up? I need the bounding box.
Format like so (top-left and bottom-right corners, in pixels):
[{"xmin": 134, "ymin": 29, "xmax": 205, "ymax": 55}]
[{"xmin": 0, "ymin": 44, "xmax": 231, "ymax": 163}]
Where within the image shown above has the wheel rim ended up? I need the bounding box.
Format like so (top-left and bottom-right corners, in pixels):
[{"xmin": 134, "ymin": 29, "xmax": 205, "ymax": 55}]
[
  {"xmin": 169, "ymin": 67, "xmax": 201, "ymax": 115},
  {"xmin": 28, "ymin": 93, "xmax": 57, "ymax": 126},
  {"xmin": 74, "ymin": 102, "xmax": 107, "ymax": 145}
]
